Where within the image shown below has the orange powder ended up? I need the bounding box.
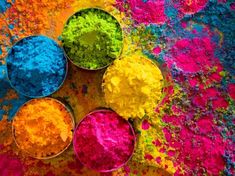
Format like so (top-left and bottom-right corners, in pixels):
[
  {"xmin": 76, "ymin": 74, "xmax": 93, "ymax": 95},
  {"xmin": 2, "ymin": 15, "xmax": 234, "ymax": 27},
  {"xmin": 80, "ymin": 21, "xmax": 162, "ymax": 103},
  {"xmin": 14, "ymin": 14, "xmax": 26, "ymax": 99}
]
[{"xmin": 12, "ymin": 98, "xmax": 74, "ymax": 159}]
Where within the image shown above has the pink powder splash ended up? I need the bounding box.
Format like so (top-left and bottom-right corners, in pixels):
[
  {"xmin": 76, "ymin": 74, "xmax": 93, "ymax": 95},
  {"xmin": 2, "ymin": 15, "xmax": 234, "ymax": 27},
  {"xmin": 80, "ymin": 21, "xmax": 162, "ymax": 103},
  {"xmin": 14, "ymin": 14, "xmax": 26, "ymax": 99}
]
[
  {"xmin": 165, "ymin": 37, "xmax": 218, "ymax": 74},
  {"xmin": 142, "ymin": 120, "xmax": 150, "ymax": 130},
  {"xmin": 231, "ymin": 2, "xmax": 235, "ymax": 10},
  {"xmin": 0, "ymin": 154, "xmax": 24, "ymax": 176},
  {"xmin": 153, "ymin": 46, "xmax": 161, "ymax": 55},
  {"xmin": 73, "ymin": 110, "xmax": 135, "ymax": 172},
  {"xmin": 116, "ymin": 0, "xmax": 167, "ymax": 25},
  {"xmin": 192, "ymin": 87, "xmax": 228, "ymax": 110},
  {"xmin": 172, "ymin": 0, "xmax": 208, "ymax": 14},
  {"xmin": 228, "ymin": 83, "xmax": 235, "ymax": 100}
]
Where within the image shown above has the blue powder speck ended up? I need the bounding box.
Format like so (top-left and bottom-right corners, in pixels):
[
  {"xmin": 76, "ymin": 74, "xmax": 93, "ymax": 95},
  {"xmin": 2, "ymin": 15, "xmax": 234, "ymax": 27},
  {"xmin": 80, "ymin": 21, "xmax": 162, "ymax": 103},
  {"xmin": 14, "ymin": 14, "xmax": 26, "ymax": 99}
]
[
  {"xmin": 0, "ymin": 47, "xmax": 2, "ymax": 55},
  {"xmin": 8, "ymin": 24, "xmax": 14, "ymax": 30},
  {"xmin": 6, "ymin": 35, "xmax": 67, "ymax": 98}
]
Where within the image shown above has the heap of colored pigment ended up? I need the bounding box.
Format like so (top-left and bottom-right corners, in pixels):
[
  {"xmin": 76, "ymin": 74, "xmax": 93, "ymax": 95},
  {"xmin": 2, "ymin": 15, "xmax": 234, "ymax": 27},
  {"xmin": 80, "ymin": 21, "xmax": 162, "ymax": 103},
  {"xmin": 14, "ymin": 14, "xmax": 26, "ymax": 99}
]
[
  {"xmin": 62, "ymin": 8, "xmax": 123, "ymax": 69},
  {"xmin": 73, "ymin": 110, "xmax": 135, "ymax": 172},
  {"xmin": 102, "ymin": 55, "xmax": 163, "ymax": 120},
  {"xmin": 13, "ymin": 98, "xmax": 74, "ymax": 159},
  {"xmin": 6, "ymin": 35, "xmax": 67, "ymax": 98}
]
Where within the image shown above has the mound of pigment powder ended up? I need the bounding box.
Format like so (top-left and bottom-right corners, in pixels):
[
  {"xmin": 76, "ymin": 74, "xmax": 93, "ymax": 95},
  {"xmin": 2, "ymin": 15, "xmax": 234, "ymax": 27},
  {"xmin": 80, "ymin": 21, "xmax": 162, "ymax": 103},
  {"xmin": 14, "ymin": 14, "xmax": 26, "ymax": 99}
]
[
  {"xmin": 62, "ymin": 8, "xmax": 123, "ymax": 70},
  {"xmin": 6, "ymin": 35, "xmax": 67, "ymax": 98},
  {"xmin": 13, "ymin": 98, "xmax": 74, "ymax": 159},
  {"xmin": 102, "ymin": 55, "xmax": 163, "ymax": 120},
  {"xmin": 73, "ymin": 110, "xmax": 135, "ymax": 172}
]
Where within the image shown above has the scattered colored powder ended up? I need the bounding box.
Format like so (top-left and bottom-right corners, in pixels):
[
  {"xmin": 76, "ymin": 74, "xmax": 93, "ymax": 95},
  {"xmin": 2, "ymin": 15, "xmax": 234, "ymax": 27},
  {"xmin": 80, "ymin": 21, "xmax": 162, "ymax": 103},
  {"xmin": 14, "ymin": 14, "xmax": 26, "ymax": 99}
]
[
  {"xmin": 73, "ymin": 110, "xmax": 135, "ymax": 172},
  {"xmin": 165, "ymin": 37, "xmax": 217, "ymax": 73},
  {"xmin": 13, "ymin": 98, "xmax": 74, "ymax": 159},
  {"xmin": 62, "ymin": 8, "xmax": 123, "ymax": 69},
  {"xmin": 102, "ymin": 54, "xmax": 163, "ymax": 119},
  {"xmin": 116, "ymin": 0, "xmax": 167, "ymax": 25},
  {"xmin": 132, "ymin": 118, "xmax": 177, "ymax": 174},
  {"xmin": 172, "ymin": 0, "xmax": 208, "ymax": 14},
  {"xmin": 0, "ymin": 0, "xmax": 14, "ymax": 13},
  {"xmin": 6, "ymin": 35, "xmax": 67, "ymax": 98}
]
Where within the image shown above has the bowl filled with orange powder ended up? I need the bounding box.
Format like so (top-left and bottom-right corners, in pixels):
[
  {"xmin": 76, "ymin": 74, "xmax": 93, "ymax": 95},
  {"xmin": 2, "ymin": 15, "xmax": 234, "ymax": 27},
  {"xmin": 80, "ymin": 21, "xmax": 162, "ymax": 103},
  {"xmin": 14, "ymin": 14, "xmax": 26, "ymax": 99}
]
[{"xmin": 12, "ymin": 98, "xmax": 74, "ymax": 159}]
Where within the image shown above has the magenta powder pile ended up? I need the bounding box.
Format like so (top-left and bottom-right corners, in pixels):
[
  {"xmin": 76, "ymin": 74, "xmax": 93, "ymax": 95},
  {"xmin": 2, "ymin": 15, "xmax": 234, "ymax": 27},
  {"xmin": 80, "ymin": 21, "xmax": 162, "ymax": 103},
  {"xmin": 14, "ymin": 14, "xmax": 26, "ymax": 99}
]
[{"xmin": 73, "ymin": 110, "xmax": 135, "ymax": 172}]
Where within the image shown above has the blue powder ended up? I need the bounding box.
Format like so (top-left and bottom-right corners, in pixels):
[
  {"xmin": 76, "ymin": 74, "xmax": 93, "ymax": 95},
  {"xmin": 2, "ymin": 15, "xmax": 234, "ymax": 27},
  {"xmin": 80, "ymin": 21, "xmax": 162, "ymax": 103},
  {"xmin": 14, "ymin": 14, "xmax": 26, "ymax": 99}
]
[
  {"xmin": 0, "ymin": 0, "xmax": 14, "ymax": 13},
  {"xmin": 6, "ymin": 35, "xmax": 67, "ymax": 98},
  {"xmin": 8, "ymin": 24, "xmax": 14, "ymax": 30}
]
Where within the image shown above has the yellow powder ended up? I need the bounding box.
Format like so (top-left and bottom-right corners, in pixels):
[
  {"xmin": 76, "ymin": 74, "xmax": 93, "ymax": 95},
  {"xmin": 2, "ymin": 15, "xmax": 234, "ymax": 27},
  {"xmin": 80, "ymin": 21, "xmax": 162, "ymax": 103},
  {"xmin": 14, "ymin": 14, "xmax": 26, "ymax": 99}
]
[
  {"xmin": 102, "ymin": 54, "xmax": 164, "ymax": 119},
  {"xmin": 13, "ymin": 98, "xmax": 74, "ymax": 158}
]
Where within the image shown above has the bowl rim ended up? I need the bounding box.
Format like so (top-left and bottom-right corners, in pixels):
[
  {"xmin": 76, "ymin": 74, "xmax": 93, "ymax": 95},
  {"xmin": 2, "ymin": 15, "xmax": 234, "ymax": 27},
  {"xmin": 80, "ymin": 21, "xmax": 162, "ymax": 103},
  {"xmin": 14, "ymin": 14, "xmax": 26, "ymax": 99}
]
[
  {"xmin": 73, "ymin": 108, "xmax": 136, "ymax": 172},
  {"xmin": 5, "ymin": 35, "xmax": 68, "ymax": 98},
  {"xmin": 12, "ymin": 97, "xmax": 75, "ymax": 160},
  {"xmin": 61, "ymin": 7, "xmax": 124, "ymax": 71}
]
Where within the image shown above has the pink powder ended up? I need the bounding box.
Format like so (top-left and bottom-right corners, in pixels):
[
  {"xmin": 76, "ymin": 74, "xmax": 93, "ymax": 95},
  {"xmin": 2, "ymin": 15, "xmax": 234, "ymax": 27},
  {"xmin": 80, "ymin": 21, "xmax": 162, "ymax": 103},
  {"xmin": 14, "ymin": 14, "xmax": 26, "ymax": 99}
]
[
  {"xmin": 142, "ymin": 120, "xmax": 150, "ymax": 130},
  {"xmin": 172, "ymin": 0, "xmax": 208, "ymax": 14},
  {"xmin": 163, "ymin": 113, "xmax": 226, "ymax": 175},
  {"xmin": 144, "ymin": 154, "xmax": 154, "ymax": 160},
  {"xmin": 153, "ymin": 46, "xmax": 161, "ymax": 55},
  {"xmin": 228, "ymin": 83, "xmax": 235, "ymax": 100},
  {"xmin": 116, "ymin": 0, "xmax": 167, "ymax": 25},
  {"xmin": 192, "ymin": 87, "xmax": 228, "ymax": 110},
  {"xmin": 73, "ymin": 110, "xmax": 135, "ymax": 172},
  {"xmin": 231, "ymin": 2, "xmax": 235, "ymax": 10},
  {"xmin": 0, "ymin": 154, "xmax": 24, "ymax": 176},
  {"xmin": 166, "ymin": 37, "xmax": 216, "ymax": 73}
]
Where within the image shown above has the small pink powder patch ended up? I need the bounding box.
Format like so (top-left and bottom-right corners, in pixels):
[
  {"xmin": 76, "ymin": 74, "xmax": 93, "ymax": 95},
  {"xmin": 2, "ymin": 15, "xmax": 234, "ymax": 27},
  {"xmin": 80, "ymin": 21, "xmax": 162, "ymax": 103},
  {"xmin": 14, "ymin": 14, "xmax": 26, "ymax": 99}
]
[
  {"xmin": 231, "ymin": 2, "xmax": 235, "ymax": 10},
  {"xmin": 156, "ymin": 157, "xmax": 161, "ymax": 164},
  {"xmin": 228, "ymin": 83, "xmax": 235, "ymax": 100},
  {"xmin": 172, "ymin": 0, "xmax": 208, "ymax": 14},
  {"xmin": 144, "ymin": 154, "xmax": 154, "ymax": 160},
  {"xmin": 152, "ymin": 139, "xmax": 162, "ymax": 147},
  {"xmin": 142, "ymin": 120, "xmax": 150, "ymax": 130},
  {"xmin": 212, "ymin": 96, "xmax": 229, "ymax": 110},
  {"xmin": 73, "ymin": 110, "xmax": 135, "ymax": 172},
  {"xmin": 153, "ymin": 46, "xmax": 161, "ymax": 55}
]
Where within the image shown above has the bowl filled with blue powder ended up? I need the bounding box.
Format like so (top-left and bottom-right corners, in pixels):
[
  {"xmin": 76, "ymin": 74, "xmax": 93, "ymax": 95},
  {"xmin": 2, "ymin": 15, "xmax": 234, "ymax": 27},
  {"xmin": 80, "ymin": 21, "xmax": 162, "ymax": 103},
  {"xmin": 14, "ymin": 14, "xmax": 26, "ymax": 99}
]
[{"xmin": 6, "ymin": 35, "xmax": 67, "ymax": 98}]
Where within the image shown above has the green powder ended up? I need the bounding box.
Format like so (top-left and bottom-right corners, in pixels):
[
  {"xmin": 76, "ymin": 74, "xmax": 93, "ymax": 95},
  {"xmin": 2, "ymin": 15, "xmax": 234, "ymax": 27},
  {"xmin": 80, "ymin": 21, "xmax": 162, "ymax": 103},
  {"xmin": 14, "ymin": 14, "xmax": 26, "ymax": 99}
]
[{"xmin": 62, "ymin": 8, "xmax": 123, "ymax": 69}]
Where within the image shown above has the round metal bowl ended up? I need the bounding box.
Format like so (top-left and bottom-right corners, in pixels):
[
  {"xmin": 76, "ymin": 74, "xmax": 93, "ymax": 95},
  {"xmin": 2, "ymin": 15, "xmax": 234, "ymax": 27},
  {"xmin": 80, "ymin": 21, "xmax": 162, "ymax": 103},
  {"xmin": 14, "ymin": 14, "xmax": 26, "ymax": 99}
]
[
  {"xmin": 62, "ymin": 8, "xmax": 124, "ymax": 71},
  {"xmin": 6, "ymin": 35, "xmax": 68, "ymax": 98},
  {"xmin": 12, "ymin": 97, "xmax": 75, "ymax": 160},
  {"xmin": 101, "ymin": 55, "xmax": 171, "ymax": 118},
  {"xmin": 73, "ymin": 108, "xmax": 136, "ymax": 172}
]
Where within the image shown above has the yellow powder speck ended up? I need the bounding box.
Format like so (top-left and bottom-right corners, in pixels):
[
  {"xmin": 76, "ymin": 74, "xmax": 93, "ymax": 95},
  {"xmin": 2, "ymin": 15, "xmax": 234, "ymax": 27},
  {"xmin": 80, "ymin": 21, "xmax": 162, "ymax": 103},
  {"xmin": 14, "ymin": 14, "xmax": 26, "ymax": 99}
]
[
  {"xmin": 102, "ymin": 54, "xmax": 164, "ymax": 120},
  {"xmin": 12, "ymin": 98, "xmax": 74, "ymax": 159}
]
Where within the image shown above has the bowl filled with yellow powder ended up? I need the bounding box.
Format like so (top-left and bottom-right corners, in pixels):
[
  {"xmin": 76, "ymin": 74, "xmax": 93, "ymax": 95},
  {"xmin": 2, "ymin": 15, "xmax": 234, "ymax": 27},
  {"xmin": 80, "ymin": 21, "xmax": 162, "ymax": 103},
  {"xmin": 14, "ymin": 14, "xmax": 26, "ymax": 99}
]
[
  {"xmin": 61, "ymin": 8, "xmax": 123, "ymax": 70},
  {"xmin": 12, "ymin": 98, "xmax": 74, "ymax": 159},
  {"xmin": 102, "ymin": 54, "xmax": 164, "ymax": 120}
]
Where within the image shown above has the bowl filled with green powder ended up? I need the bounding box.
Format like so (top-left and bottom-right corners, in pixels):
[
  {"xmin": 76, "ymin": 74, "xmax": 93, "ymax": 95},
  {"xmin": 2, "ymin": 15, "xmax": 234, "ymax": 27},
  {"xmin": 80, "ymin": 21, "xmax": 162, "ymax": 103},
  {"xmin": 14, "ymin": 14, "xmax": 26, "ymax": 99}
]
[{"xmin": 62, "ymin": 8, "xmax": 123, "ymax": 70}]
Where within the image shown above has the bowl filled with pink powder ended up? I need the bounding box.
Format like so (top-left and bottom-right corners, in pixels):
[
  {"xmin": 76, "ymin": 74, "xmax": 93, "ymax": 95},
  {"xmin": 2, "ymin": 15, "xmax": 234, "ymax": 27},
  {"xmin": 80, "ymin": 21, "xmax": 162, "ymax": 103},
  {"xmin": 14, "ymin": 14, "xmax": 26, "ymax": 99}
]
[{"xmin": 73, "ymin": 109, "xmax": 136, "ymax": 172}]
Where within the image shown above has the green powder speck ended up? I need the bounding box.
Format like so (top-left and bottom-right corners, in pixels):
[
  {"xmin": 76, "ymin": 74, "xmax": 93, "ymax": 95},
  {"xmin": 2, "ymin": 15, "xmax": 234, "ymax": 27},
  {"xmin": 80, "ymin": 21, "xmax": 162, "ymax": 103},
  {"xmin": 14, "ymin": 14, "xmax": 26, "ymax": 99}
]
[{"xmin": 62, "ymin": 8, "xmax": 123, "ymax": 69}]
